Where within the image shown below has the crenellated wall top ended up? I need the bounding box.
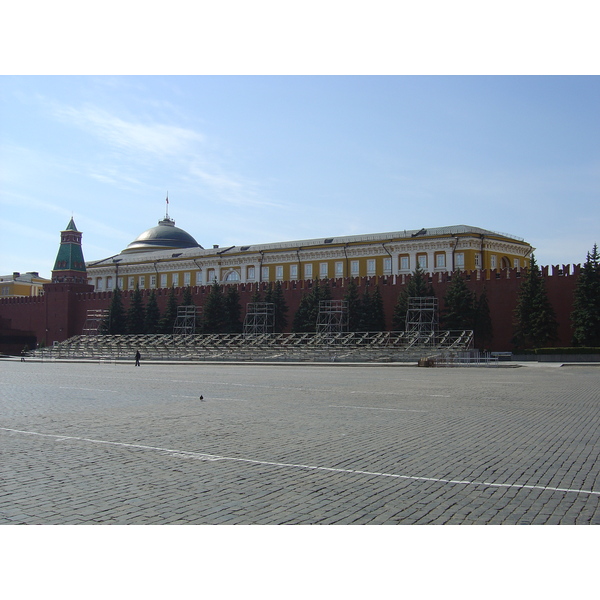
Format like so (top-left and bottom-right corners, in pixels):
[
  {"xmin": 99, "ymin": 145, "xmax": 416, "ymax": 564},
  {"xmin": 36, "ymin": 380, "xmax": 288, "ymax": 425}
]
[{"xmin": 56, "ymin": 264, "xmax": 585, "ymax": 305}]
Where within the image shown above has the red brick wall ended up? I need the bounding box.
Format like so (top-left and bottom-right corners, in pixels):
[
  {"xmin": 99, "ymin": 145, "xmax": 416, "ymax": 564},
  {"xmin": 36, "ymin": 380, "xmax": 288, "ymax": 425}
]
[{"xmin": 0, "ymin": 266, "xmax": 581, "ymax": 353}]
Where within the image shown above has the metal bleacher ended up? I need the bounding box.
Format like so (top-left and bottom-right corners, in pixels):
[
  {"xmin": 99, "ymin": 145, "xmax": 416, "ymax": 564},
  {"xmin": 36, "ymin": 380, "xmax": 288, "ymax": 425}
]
[{"xmin": 31, "ymin": 330, "xmax": 475, "ymax": 363}]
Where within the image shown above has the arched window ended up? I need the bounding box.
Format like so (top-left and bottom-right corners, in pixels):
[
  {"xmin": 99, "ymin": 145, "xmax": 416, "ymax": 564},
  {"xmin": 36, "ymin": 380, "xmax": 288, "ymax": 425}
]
[{"xmin": 224, "ymin": 270, "xmax": 241, "ymax": 282}]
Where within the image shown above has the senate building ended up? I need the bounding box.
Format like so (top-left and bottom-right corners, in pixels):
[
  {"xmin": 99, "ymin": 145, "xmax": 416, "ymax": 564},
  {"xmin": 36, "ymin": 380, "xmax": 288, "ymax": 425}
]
[{"xmin": 85, "ymin": 210, "xmax": 533, "ymax": 292}]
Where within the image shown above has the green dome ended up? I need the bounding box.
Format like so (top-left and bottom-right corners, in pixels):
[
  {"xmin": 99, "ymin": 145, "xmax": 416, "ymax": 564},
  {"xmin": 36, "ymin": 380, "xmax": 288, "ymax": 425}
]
[{"xmin": 122, "ymin": 218, "xmax": 201, "ymax": 254}]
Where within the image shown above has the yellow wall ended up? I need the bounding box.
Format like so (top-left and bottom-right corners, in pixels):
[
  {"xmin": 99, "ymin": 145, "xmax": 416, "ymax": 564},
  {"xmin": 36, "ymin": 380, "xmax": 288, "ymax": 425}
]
[{"xmin": 0, "ymin": 280, "xmax": 48, "ymax": 297}]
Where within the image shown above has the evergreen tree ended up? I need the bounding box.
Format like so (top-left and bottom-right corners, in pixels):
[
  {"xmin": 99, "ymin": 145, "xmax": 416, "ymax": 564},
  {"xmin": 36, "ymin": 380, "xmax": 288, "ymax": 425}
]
[
  {"xmin": 474, "ymin": 286, "xmax": 493, "ymax": 350},
  {"xmin": 319, "ymin": 280, "xmax": 332, "ymax": 303},
  {"xmin": 159, "ymin": 285, "xmax": 179, "ymax": 333},
  {"xmin": 250, "ymin": 286, "xmax": 262, "ymax": 304},
  {"xmin": 292, "ymin": 280, "xmax": 331, "ymax": 332},
  {"xmin": 182, "ymin": 285, "xmax": 194, "ymax": 307},
  {"xmin": 358, "ymin": 286, "xmax": 372, "ymax": 331},
  {"xmin": 571, "ymin": 243, "xmax": 600, "ymax": 346},
  {"xmin": 223, "ymin": 286, "xmax": 243, "ymax": 333},
  {"xmin": 392, "ymin": 265, "xmax": 435, "ymax": 330},
  {"xmin": 442, "ymin": 271, "xmax": 476, "ymax": 331},
  {"xmin": 370, "ymin": 286, "xmax": 386, "ymax": 331},
  {"xmin": 104, "ymin": 286, "xmax": 126, "ymax": 334},
  {"xmin": 264, "ymin": 282, "xmax": 274, "ymax": 304},
  {"xmin": 202, "ymin": 280, "xmax": 227, "ymax": 334},
  {"xmin": 292, "ymin": 294, "xmax": 313, "ymax": 333},
  {"xmin": 357, "ymin": 285, "xmax": 386, "ymax": 331},
  {"xmin": 512, "ymin": 254, "xmax": 559, "ymax": 349},
  {"xmin": 126, "ymin": 284, "xmax": 146, "ymax": 334},
  {"xmin": 344, "ymin": 277, "xmax": 362, "ymax": 332},
  {"xmin": 265, "ymin": 281, "xmax": 289, "ymax": 332},
  {"xmin": 144, "ymin": 289, "xmax": 161, "ymax": 334}
]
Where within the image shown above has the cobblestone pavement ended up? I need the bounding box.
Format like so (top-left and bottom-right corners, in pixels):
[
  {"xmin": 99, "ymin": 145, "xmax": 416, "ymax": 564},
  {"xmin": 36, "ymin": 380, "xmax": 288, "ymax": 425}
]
[{"xmin": 1, "ymin": 360, "xmax": 599, "ymax": 524}]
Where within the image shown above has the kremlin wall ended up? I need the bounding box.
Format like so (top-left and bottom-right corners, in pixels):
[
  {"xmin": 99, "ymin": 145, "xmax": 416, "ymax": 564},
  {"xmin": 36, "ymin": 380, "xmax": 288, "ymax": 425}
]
[{"xmin": 0, "ymin": 217, "xmax": 582, "ymax": 355}]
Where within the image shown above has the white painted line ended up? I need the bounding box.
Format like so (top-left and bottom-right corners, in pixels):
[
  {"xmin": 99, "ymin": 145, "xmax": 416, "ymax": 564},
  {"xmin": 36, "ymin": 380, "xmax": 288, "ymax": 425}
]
[
  {"xmin": 2, "ymin": 426, "xmax": 598, "ymax": 497},
  {"xmin": 171, "ymin": 395, "xmax": 246, "ymax": 401},
  {"xmin": 486, "ymin": 381, "xmax": 533, "ymax": 385},
  {"xmin": 329, "ymin": 405, "xmax": 428, "ymax": 413},
  {"xmin": 429, "ymin": 395, "xmax": 450, "ymax": 397},
  {"xmin": 214, "ymin": 398, "xmax": 247, "ymax": 402},
  {"xmin": 59, "ymin": 387, "xmax": 118, "ymax": 393}
]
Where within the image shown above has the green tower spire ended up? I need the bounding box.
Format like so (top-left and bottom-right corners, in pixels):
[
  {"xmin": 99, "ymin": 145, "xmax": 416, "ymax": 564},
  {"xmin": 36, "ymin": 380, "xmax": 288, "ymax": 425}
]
[{"xmin": 52, "ymin": 218, "xmax": 88, "ymax": 283}]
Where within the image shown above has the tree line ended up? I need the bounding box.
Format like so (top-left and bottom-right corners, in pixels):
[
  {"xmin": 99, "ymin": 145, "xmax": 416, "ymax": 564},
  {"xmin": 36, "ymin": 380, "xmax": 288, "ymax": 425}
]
[{"xmin": 102, "ymin": 244, "xmax": 600, "ymax": 350}]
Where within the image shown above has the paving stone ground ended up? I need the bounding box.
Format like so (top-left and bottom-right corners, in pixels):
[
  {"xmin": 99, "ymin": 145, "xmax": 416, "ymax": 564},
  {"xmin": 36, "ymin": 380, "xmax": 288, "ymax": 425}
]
[{"xmin": 1, "ymin": 359, "xmax": 599, "ymax": 524}]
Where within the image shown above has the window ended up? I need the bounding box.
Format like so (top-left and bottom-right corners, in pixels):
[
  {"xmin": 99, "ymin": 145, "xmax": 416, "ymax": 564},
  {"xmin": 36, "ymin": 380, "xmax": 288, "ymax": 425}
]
[
  {"xmin": 96, "ymin": 278, "xmax": 104, "ymax": 290},
  {"xmin": 106, "ymin": 276, "xmax": 113, "ymax": 290},
  {"xmin": 261, "ymin": 266, "xmax": 269, "ymax": 280},
  {"xmin": 172, "ymin": 273, "xmax": 179, "ymax": 287},
  {"xmin": 491, "ymin": 255, "xmax": 497, "ymax": 269},
  {"xmin": 160, "ymin": 274, "xmax": 167, "ymax": 288},
  {"xmin": 455, "ymin": 253, "xmax": 465, "ymax": 268},
  {"xmin": 290, "ymin": 264, "xmax": 298, "ymax": 279},
  {"xmin": 475, "ymin": 253, "xmax": 481, "ymax": 269},
  {"xmin": 276, "ymin": 265, "xmax": 283, "ymax": 279},
  {"xmin": 247, "ymin": 266, "xmax": 255, "ymax": 280},
  {"xmin": 436, "ymin": 254, "xmax": 446, "ymax": 269},
  {"xmin": 150, "ymin": 275, "xmax": 156, "ymax": 288},
  {"xmin": 383, "ymin": 257, "xmax": 392, "ymax": 273},
  {"xmin": 417, "ymin": 255, "xmax": 427, "ymax": 269},
  {"xmin": 351, "ymin": 260, "xmax": 359, "ymax": 276},
  {"xmin": 514, "ymin": 258, "xmax": 520, "ymax": 269},
  {"xmin": 225, "ymin": 271, "xmax": 240, "ymax": 281},
  {"xmin": 367, "ymin": 259, "xmax": 376, "ymax": 274},
  {"xmin": 184, "ymin": 272, "xmax": 191, "ymax": 286},
  {"xmin": 400, "ymin": 256, "xmax": 410, "ymax": 270},
  {"xmin": 335, "ymin": 261, "xmax": 343, "ymax": 277},
  {"xmin": 305, "ymin": 264, "xmax": 313, "ymax": 278},
  {"xmin": 117, "ymin": 277, "xmax": 124, "ymax": 289},
  {"xmin": 320, "ymin": 263, "xmax": 328, "ymax": 278},
  {"xmin": 139, "ymin": 276, "xmax": 145, "ymax": 289},
  {"xmin": 207, "ymin": 269, "xmax": 216, "ymax": 283},
  {"xmin": 196, "ymin": 271, "xmax": 202, "ymax": 285}
]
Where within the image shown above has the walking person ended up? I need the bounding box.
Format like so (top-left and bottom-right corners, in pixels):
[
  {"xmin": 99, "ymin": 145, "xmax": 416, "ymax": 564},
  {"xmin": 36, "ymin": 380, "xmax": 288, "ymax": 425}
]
[{"xmin": 135, "ymin": 349, "xmax": 141, "ymax": 367}]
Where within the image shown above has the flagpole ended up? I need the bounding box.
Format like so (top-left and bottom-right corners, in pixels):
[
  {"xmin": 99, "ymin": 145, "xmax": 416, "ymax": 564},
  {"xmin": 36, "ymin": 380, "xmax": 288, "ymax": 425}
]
[{"xmin": 165, "ymin": 192, "xmax": 169, "ymax": 220}]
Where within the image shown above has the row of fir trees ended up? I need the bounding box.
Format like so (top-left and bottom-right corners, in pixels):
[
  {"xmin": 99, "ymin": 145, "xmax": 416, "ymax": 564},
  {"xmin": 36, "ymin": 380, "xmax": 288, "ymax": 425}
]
[
  {"xmin": 510, "ymin": 246, "xmax": 600, "ymax": 349},
  {"xmin": 570, "ymin": 244, "xmax": 600, "ymax": 347},
  {"xmin": 102, "ymin": 281, "xmax": 290, "ymax": 335},
  {"xmin": 101, "ymin": 244, "xmax": 600, "ymax": 350},
  {"xmin": 102, "ymin": 268, "xmax": 491, "ymax": 341}
]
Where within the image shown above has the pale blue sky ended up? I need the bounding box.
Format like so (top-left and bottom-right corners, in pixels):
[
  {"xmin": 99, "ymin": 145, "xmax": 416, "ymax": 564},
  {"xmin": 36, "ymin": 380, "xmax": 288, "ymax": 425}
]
[{"xmin": 1, "ymin": 75, "xmax": 599, "ymax": 278}]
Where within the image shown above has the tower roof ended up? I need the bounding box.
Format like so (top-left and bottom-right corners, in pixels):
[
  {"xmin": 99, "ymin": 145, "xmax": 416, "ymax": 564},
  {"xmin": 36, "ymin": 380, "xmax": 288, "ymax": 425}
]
[
  {"xmin": 52, "ymin": 219, "xmax": 87, "ymax": 275},
  {"xmin": 65, "ymin": 217, "xmax": 79, "ymax": 232}
]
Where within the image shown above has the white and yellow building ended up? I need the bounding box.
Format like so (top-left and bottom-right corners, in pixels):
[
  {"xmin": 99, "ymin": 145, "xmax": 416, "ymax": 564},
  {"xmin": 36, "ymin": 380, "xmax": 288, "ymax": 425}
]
[
  {"xmin": 86, "ymin": 216, "xmax": 533, "ymax": 292},
  {"xmin": 0, "ymin": 272, "xmax": 50, "ymax": 297}
]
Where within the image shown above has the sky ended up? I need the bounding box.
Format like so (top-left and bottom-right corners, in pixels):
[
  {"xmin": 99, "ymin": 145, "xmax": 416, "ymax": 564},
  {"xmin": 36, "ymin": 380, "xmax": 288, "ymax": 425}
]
[{"xmin": 1, "ymin": 74, "xmax": 599, "ymax": 279}]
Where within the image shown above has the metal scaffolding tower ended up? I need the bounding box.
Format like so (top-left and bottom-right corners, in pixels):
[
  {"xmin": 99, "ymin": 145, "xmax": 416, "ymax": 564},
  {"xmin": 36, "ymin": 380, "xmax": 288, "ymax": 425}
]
[
  {"xmin": 173, "ymin": 305, "xmax": 200, "ymax": 336},
  {"xmin": 82, "ymin": 309, "xmax": 109, "ymax": 336},
  {"xmin": 317, "ymin": 300, "xmax": 348, "ymax": 335},
  {"xmin": 244, "ymin": 302, "xmax": 275, "ymax": 335},
  {"xmin": 405, "ymin": 297, "xmax": 438, "ymax": 342}
]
